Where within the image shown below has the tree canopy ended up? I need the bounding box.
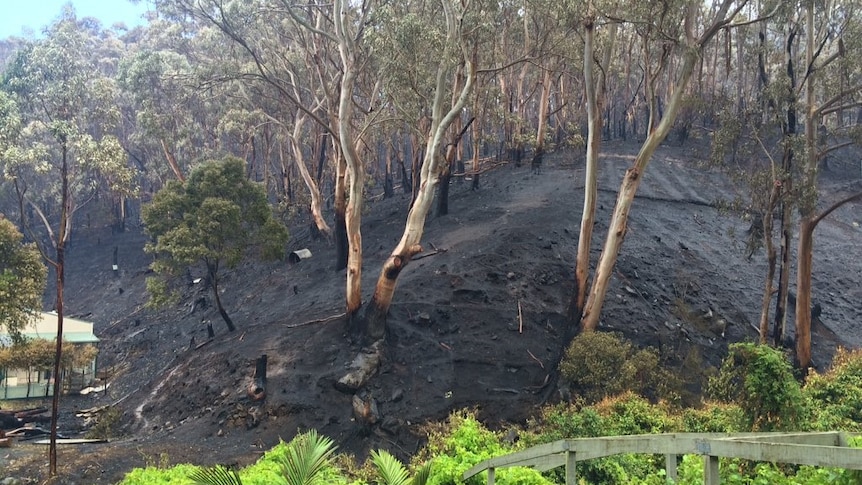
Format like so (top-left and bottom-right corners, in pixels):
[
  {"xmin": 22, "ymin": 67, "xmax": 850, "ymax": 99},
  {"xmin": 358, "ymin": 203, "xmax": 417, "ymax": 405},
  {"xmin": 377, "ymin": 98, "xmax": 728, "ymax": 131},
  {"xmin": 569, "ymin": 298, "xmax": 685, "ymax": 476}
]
[
  {"xmin": 0, "ymin": 215, "xmax": 46, "ymax": 343},
  {"xmin": 142, "ymin": 156, "xmax": 289, "ymax": 332}
]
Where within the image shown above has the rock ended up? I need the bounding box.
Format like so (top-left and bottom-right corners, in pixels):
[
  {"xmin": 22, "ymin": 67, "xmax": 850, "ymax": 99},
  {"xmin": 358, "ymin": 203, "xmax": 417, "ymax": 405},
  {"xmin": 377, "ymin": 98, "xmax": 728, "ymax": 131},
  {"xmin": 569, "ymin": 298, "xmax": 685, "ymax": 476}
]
[
  {"xmin": 390, "ymin": 388, "xmax": 404, "ymax": 402},
  {"xmin": 1, "ymin": 478, "xmax": 23, "ymax": 485},
  {"xmin": 379, "ymin": 416, "xmax": 400, "ymax": 435},
  {"xmin": 352, "ymin": 394, "xmax": 379, "ymax": 425},
  {"xmin": 335, "ymin": 340, "xmax": 383, "ymax": 393}
]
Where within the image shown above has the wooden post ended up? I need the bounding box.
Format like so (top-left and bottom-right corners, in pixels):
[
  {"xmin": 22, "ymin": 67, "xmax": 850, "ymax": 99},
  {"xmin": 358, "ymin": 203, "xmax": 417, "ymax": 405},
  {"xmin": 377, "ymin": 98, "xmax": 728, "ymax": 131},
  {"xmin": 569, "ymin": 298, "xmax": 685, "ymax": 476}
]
[
  {"xmin": 565, "ymin": 451, "xmax": 577, "ymax": 485},
  {"xmin": 704, "ymin": 455, "xmax": 720, "ymax": 485},
  {"xmin": 665, "ymin": 454, "xmax": 678, "ymax": 482},
  {"xmin": 487, "ymin": 467, "xmax": 495, "ymax": 485}
]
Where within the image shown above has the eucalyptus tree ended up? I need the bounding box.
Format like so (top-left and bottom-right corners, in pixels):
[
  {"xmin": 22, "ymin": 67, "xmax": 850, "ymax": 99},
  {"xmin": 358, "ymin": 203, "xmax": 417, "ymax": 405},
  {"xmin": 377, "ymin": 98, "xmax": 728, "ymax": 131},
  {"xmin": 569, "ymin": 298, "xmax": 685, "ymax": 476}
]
[
  {"xmin": 117, "ymin": 32, "xmax": 216, "ymax": 185},
  {"xmin": 794, "ymin": 0, "xmax": 862, "ymax": 369},
  {"xmin": 0, "ymin": 10, "xmax": 133, "ymax": 476},
  {"xmin": 708, "ymin": 0, "xmax": 862, "ymax": 364},
  {"xmin": 580, "ymin": 0, "xmax": 754, "ymax": 332},
  {"xmin": 560, "ymin": 0, "xmax": 619, "ymax": 322},
  {"xmin": 361, "ymin": 0, "xmax": 484, "ymax": 339},
  {"xmin": 706, "ymin": 1, "xmax": 802, "ymax": 345}
]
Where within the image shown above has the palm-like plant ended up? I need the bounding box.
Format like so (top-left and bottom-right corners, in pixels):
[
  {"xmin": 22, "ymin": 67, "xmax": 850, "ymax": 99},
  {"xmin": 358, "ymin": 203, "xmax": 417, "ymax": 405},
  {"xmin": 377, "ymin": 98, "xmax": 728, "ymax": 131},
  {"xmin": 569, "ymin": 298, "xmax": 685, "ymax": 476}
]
[
  {"xmin": 370, "ymin": 449, "xmax": 431, "ymax": 485},
  {"xmin": 189, "ymin": 464, "xmax": 243, "ymax": 485},
  {"xmin": 278, "ymin": 430, "xmax": 338, "ymax": 485}
]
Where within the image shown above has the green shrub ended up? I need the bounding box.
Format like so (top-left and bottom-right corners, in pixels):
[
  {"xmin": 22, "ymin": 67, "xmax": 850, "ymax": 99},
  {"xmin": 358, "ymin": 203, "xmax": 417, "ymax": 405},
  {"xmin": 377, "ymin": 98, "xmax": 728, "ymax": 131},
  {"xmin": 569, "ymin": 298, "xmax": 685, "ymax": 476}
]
[
  {"xmin": 417, "ymin": 411, "xmax": 552, "ymax": 485},
  {"xmin": 559, "ymin": 331, "xmax": 680, "ymax": 403},
  {"xmin": 525, "ymin": 394, "xmax": 681, "ymax": 484},
  {"xmin": 804, "ymin": 347, "xmax": 862, "ymax": 431},
  {"xmin": 680, "ymin": 402, "xmax": 746, "ymax": 433},
  {"xmin": 708, "ymin": 342, "xmax": 809, "ymax": 431},
  {"xmin": 119, "ymin": 464, "xmax": 201, "ymax": 484}
]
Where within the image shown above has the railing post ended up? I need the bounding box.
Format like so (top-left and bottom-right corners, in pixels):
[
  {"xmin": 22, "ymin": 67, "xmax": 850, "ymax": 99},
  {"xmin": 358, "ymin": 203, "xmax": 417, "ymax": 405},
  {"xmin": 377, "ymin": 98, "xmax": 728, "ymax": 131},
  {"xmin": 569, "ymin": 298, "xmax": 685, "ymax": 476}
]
[
  {"xmin": 665, "ymin": 454, "xmax": 678, "ymax": 482},
  {"xmin": 565, "ymin": 451, "xmax": 577, "ymax": 485},
  {"xmin": 487, "ymin": 467, "xmax": 494, "ymax": 485},
  {"xmin": 704, "ymin": 455, "xmax": 720, "ymax": 485}
]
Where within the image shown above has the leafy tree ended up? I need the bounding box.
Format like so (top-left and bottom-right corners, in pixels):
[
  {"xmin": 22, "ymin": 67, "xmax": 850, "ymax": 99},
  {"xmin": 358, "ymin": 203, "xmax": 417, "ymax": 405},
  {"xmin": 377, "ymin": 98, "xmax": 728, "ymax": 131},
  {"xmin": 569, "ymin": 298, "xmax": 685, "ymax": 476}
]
[
  {"xmin": 0, "ymin": 9, "xmax": 133, "ymax": 476},
  {"xmin": 142, "ymin": 156, "xmax": 288, "ymax": 332},
  {"xmin": 0, "ymin": 213, "xmax": 46, "ymax": 345}
]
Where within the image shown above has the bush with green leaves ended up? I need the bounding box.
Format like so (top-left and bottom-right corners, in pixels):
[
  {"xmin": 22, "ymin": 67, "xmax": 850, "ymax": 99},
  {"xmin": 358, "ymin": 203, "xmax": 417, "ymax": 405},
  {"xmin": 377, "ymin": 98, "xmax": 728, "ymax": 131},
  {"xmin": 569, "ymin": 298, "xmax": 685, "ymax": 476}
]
[
  {"xmin": 680, "ymin": 402, "xmax": 746, "ymax": 433},
  {"xmin": 559, "ymin": 331, "xmax": 680, "ymax": 403},
  {"xmin": 120, "ymin": 463, "xmax": 202, "ymax": 485},
  {"xmin": 708, "ymin": 342, "xmax": 809, "ymax": 431},
  {"xmin": 658, "ymin": 442, "xmax": 862, "ymax": 485},
  {"xmin": 525, "ymin": 393, "xmax": 683, "ymax": 483},
  {"xmin": 803, "ymin": 347, "xmax": 862, "ymax": 431},
  {"xmin": 416, "ymin": 411, "xmax": 552, "ymax": 485}
]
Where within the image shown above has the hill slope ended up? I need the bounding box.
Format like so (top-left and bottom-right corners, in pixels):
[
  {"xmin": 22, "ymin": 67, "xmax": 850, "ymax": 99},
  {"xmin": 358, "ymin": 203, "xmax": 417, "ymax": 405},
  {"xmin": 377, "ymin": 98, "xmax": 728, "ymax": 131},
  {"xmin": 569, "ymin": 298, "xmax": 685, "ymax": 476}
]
[{"xmin": 4, "ymin": 141, "xmax": 860, "ymax": 483}]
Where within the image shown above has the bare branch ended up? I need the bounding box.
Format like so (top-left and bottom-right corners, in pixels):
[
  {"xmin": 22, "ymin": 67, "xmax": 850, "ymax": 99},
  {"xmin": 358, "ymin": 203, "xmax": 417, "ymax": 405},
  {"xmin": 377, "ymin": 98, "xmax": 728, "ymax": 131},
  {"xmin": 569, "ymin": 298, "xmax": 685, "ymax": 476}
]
[{"xmin": 812, "ymin": 190, "xmax": 862, "ymax": 228}]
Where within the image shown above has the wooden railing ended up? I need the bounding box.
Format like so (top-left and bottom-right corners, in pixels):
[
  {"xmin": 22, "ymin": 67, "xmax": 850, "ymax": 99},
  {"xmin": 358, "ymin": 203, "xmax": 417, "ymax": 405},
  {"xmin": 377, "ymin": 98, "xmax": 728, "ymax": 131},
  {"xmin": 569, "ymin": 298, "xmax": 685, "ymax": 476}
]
[{"xmin": 462, "ymin": 432, "xmax": 862, "ymax": 485}]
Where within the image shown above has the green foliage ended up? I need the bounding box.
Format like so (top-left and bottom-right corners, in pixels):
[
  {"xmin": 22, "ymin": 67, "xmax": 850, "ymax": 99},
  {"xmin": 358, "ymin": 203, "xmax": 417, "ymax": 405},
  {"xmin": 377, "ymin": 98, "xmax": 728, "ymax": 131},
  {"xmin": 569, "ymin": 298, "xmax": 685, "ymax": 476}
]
[
  {"xmin": 559, "ymin": 331, "xmax": 680, "ymax": 403},
  {"xmin": 680, "ymin": 402, "xmax": 746, "ymax": 433},
  {"xmin": 0, "ymin": 12, "xmax": 134, "ymax": 236},
  {"xmin": 143, "ymin": 157, "xmax": 288, "ymax": 270},
  {"xmin": 189, "ymin": 465, "xmax": 242, "ymax": 485},
  {"xmin": 708, "ymin": 343, "xmax": 809, "ymax": 431},
  {"xmin": 371, "ymin": 449, "xmax": 430, "ymax": 485},
  {"xmin": 804, "ymin": 348, "xmax": 862, "ymax": 431},
  {"xmin": 119, "ymin": 463, "xmax": 201, "ymax": 485},
  {"xmin": 0, "ymin": 217, "xmax": 46, "ymax": 342},
  {"xmin": 667, "ymin": 450, "xmax": 862, "ymax": 485},
  {"xmin": 278, "ymin": 430, "xmax": 337, "ymax": 485},
  {"xmin": 142, "ymin": 157, "xmax": 288, "ymax": 328},
  {"xmin": 0, "ymin": 338, "xmax": 96, "ymax": 372},
  {"xmin": 417, "ymin": 411, "xmax": 552, "ymax": 485},
  {"xmin": 526, "ymin": 394, "xmax": 683, "ymax": 483}
]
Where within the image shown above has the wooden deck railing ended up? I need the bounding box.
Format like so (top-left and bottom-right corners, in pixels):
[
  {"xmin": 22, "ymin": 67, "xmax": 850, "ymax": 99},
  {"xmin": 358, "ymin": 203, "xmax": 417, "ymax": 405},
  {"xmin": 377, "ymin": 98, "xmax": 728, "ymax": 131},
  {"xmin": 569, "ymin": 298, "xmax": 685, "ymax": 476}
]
[{"xmin": 462, "ymin": 432, "xmax": 862, "ymax": 485}]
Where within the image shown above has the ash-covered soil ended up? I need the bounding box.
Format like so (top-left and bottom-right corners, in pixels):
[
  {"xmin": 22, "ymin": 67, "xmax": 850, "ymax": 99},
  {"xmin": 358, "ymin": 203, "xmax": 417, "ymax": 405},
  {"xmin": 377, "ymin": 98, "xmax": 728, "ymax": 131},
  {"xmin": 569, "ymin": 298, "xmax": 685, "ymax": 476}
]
[{"xmin": 3, "ymin": 141, "xmax": 860, "ymax": 483}]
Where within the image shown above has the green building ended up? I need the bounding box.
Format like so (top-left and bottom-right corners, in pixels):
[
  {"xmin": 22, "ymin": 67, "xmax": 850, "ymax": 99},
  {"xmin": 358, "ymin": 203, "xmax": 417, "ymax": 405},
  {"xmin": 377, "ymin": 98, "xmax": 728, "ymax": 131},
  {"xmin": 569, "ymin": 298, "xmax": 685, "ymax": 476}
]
[{"xmin": 0, "ymin": 312, "xmax": 99, "ymax": 400}]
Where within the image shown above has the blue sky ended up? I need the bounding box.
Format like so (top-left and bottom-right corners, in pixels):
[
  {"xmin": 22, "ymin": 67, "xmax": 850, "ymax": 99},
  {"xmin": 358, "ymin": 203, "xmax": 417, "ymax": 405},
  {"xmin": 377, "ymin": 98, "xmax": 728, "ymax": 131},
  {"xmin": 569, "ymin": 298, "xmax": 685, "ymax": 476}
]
[{"xmin": 0, "ymin": 0, "xmax": 152, "ymax": 38}]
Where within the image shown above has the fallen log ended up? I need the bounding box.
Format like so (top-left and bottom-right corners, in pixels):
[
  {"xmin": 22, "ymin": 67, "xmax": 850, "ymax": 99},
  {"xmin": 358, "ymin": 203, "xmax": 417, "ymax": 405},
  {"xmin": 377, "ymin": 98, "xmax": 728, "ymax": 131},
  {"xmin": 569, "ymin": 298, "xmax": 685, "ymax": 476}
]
[
  {"xmin": 13, "ymin": 408, "xmax": 48, "ymax": 419},
  {"xmin": 1, "ymin": 407, "xmax": 51, "ymax": 429}
]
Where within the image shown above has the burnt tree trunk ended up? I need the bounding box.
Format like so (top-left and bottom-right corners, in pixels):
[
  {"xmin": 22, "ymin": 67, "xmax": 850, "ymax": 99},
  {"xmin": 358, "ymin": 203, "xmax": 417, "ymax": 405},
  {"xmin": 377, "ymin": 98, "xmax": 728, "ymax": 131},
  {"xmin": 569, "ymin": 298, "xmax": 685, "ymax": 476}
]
[
  {"xmin": 334, "ymin": 154, "xmax": 348, "ymax": 271},
  {"xmin": 209, "ymin": 264, "xmax": 236, "ymax": 332},
  {"xmin": 436, "ymin": 118, "xmax": 474, "ymax": 217},
  {"xmin": 773, "ymin": 29, "xmax": 798, "ymax": 347},
  {"xmin": 248, "ymin": 354, "xmax": 267, "ymax": 401}
]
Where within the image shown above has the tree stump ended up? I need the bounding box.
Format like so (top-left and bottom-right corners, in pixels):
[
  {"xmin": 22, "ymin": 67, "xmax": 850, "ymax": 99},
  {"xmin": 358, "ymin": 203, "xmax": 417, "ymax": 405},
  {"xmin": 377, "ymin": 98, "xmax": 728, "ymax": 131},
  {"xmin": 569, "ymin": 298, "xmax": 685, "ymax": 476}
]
[{"xmin": 247, "ymin": 354, "xmax": 267, "ymax": 401}]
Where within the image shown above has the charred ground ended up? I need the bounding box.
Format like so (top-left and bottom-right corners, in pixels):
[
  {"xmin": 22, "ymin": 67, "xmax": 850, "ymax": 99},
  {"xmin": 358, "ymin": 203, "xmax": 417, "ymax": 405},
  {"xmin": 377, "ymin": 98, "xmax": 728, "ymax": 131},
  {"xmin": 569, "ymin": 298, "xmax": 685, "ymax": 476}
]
[{"xmin": 2, "ymin": 141, "xmax": 861, "ymax": 483}]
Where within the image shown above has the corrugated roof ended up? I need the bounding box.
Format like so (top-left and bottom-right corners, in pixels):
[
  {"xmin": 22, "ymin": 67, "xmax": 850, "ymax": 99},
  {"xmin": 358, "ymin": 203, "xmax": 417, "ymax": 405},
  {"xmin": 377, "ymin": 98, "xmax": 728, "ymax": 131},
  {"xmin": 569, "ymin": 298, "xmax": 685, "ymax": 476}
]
[{"xmin": 0, "ymin": 312, "xmax": 99, "ymax": 344}]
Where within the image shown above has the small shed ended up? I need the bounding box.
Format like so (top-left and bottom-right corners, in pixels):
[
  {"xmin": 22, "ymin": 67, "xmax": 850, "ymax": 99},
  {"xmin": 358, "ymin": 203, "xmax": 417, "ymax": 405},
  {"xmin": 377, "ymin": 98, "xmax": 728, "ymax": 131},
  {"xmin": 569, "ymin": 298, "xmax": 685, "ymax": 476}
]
[{"xmin": 0, "ymin": 312, "xmax": 99, "ymax": 399}]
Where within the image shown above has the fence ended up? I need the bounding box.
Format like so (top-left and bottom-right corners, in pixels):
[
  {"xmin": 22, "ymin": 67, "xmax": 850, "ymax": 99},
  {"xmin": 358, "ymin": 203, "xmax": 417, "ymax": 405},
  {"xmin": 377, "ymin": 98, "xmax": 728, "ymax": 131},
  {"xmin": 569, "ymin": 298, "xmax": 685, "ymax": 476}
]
[{"xmin": 463, "ymin": 432, "xmax": 862, "ymax": 485}]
